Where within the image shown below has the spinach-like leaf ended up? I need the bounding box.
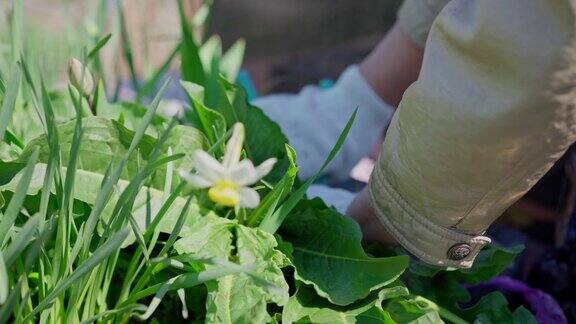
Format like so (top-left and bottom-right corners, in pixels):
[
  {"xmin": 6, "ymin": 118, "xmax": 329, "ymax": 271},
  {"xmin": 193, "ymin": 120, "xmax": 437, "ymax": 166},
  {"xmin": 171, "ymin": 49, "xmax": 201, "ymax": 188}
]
[
  {"xmin": 282, "ymin": 282, "xmax": 407, "ymax": 324},
  {"xmin": 459, "ymin": 292, "xmax": 536, "ymax": 324},
  {"xmin": 205, "ymin": 226, "xmax": 289, "ymax": 324},
  {"xmin": 9, "ymin": 117, "xmax": 202, "ymax": 190},
  {"xmin": 282, "ymin": 199, "xmax": 409, "ymax": 306},
  {"xmin": 177, "ymin": 221, "xmax": 290, "ymax": 324},
  {"xmin": 210, "ymin": 78, "xmax": 290, "ymax": 182}
]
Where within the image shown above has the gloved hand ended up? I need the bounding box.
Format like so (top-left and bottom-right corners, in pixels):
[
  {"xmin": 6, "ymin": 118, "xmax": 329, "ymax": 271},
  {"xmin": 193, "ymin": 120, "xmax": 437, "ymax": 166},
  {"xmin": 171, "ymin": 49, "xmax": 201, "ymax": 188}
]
[
  {"xmin": 253, "ymin": 65, "xmax": 395, "ymax": 183},
  {"xmin": 307, "ymin": 184, "xmax": 356, "ymax": 214}
]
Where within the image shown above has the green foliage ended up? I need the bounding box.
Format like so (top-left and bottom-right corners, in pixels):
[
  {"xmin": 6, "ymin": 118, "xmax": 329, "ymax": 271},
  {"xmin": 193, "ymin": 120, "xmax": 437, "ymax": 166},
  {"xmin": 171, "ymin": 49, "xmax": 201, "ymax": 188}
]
[
  {"xmin": 282, "ymin": 199, "xmax": 409, "ymax": 306},
  {"xmin": 0, "ymin": 1, "xmax": 536, "ymax": 323},
  {"xmin": 459, "ymin": 292, "xmax": 536, "ymax": 324},
  {"xmin": 282, "ymin": 282, "xmax": 407, "ymax": 324},
  {"xmin": 401, "ymin": 245, "xmax": 535, "ymax": 323}
]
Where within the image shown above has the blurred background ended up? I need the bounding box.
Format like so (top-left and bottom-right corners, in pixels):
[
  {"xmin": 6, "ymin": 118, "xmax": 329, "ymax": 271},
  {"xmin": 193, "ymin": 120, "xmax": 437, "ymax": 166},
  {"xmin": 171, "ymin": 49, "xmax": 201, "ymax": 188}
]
[{"xmin": 1, "ymin": 0, "xmax": 401, "ymax": 95}]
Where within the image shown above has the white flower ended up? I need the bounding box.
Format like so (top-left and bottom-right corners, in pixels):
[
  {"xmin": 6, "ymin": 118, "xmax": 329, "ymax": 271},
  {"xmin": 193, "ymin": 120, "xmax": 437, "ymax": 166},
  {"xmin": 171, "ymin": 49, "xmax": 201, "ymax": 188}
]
[{"xmin": 180, "ymin": 123, "xmax": 276, "ymax": 208}]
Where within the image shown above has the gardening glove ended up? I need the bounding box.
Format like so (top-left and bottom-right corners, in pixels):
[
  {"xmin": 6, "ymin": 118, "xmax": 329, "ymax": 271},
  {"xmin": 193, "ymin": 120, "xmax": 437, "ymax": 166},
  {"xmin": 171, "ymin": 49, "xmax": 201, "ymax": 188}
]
[
  {"xmin": 370, "ymin": 0, "xmax": 576, "ymax": 268},
  {"xmin": 307, "ymin": 184, "xmax": 356, "ymax": 215},
  {"xmin": 253, "ymin": 65, "xmax": 394, "ymax": 183}
]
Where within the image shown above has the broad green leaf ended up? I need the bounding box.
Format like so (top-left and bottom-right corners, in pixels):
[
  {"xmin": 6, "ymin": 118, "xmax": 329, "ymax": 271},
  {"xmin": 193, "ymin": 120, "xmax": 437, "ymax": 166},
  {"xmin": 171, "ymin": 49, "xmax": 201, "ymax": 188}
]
[
  {"xmin": 382, "ymin": 298, "xmax": 443, "ymax": 324},
  {"xmin": 204, "ymin": 226, "xmax": 290, "ymax": 324},
  {"xmin": 459, "ymin": 292, "xmax": 536, "ymax": 324},
  {"xmin": 281, "ymin": 199, "xmax": 409, "ymax": 306},
  {"xmin": 2, "ymin": 163, "xmax": 202, "ymax": 246},
  {"xmin": 456, "ymin": 245, "xmax": 523, "ymax": 284},
  {"xmin": 176, "ymin": 219, "xmax": 289, "ymax": 324},
  {"xmin": 7, "ymin": 117, "xmax": 202, "ymax": 190},
  {"xmin": 402, "ymin": 244, "xmax": 524, "ymax": 310},
  {"xmin": 20, "ymin": 117, "xmax": 154, "ymax": 182},
  {"xmin": 210, "ymin": 78, "xmax": 290, "ymax": 181},
  {"xmin": 282, "ymin": 283, "xmax": 405, "ymax": 324},
  {"xmin": 174, "ymin": 214, "xmax": 235, "ymax": 260},
  {"xmin": 97, "ymin": 101, "xmax": 167, "ymax": 136},
  {"xmin": 181, "ymin": 81, "xmax": 226, "ymax": 147}
]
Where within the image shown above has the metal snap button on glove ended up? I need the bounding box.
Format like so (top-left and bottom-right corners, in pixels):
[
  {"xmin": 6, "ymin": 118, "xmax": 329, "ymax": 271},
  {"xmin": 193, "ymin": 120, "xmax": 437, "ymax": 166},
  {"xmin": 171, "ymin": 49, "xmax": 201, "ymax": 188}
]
[{"xmin": 447, "ymin": 243, "xmax": 471, "ymax": 261}]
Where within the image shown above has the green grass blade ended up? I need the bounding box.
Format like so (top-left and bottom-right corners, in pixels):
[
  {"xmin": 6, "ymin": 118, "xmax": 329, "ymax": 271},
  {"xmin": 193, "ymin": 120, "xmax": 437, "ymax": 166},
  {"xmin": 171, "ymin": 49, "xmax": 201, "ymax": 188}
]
[
  {"xmin": 39, "ymin": 78, "xmax": 63, "ymax": 219},
  {"xmin": 71, "ymin": 79, "xmax": 170, "ymax": 263},
  {"xmin": 128, "ymin": 78, "xmax": 171, "ymax": 153},
  {"xmin": 3, "ymin": 129, "xmax": 23, "ymax": 149},
  {"xmin": 220, "ymin": 39, "xmax": 245, "ymax": 82},
  {"xmin": 143, "ymin": 181, "xmax": 186, "ymax": 240},
  {"xmin": 259, "ymin": 109, "xmax": 357, "ymax": 234},
  {"xmin": 0, "ymin": 280, "xmax": 21, "ymax": 324},
  {"xmin": 61, "ymin": 81, "xmax": 85, "ymax": 215},
  {"xmin": 178, "ymin": 0, "xmax": 206, "ymax": 85},
  {"xmin": 191, "ymin": 3, "xmax": 210, "ymax": 28},
  {"xmin": 116, "ymin": 0, "xmax": 140, "ymax": 95},
  {"xmin": 0, "ymin": 252, "xmax": 7, "ymax": 305},
  {"xmin": 0, "ymin": 149, "xmax": 39, "ymax": 246},
  {"xmin": 25, "ymin": 228, "xmax": 130, "ymax": 322},
  {"xmin": 0, "ymin": 72, "xmax": 6, "ymax": 96},
  {"xmin": 3, "ymin": 215, "xmax": 40, "ymax": 267},
  {"xmin": 80, "ymin": 305, "xmax": 147, "ymax": 324},
  {"xmin": 0, "ymin": 64, "xmax": 21, "ymax": 141},
  {"xmin": 87, "ymin": 33, "xmax": 112, "ymax": 60},
  {"xmin": 103, "ymin": 124, "xmax": 182, "ymax": 238},
  {"xmin": 20, "ymin": 59, "xmax": 48, "ymax": 129},
  {"xmin": 248, "ymin": 145, "xmax": 298, "ymax": 227},
  {"xmin": 158, "ymin": 195, "xmax": 193, "ymax": 256},
  {"xmin": 10, "ymin": 0, "xmax": 23, "ymax": 62},
  {"xmin": 102, "ymin": 151, "xmax": 184, "ymax": 244},
  {"xmin": 122, "ymin": 264, "xmax": 247, "ymax": 306}
]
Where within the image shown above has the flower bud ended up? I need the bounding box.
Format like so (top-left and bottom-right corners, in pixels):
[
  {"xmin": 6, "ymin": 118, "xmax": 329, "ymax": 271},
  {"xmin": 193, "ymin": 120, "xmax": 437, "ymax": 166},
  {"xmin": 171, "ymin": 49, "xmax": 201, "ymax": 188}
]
[{"xmin": 68, "ymin": 58, "xmax": 95, "ymax": 96}]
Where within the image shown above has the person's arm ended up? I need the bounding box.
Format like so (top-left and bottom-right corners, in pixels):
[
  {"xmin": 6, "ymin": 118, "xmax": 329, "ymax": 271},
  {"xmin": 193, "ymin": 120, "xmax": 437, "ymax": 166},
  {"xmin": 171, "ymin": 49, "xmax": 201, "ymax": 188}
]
[
  {"xmin": 254, "ymin": 21, "xmax": 424, "ymax": 182},
  {"xmin": 350, "ymin": 0, "xmax": 576, "ymax": 268},
  {"xmin": 359, "ymin": 23, "xmax": 423, "ymax": 108}
]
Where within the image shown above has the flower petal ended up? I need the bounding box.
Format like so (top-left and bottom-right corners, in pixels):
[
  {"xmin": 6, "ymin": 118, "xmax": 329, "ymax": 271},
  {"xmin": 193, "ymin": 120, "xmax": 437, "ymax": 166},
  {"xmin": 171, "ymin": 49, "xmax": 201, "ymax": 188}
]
[
  {"xmin": 228, "ymin": 160, "xmax": 259, "ymax": 186},
  {"xmin": 255, "ymin": 158, "xmax": 277, "ymax": 178},
  {"xmin": 179, "ymin": 170, "xmax": 213, "ymax": 188},
  {"xmin": 238, "ymin": 187, "xmax": 260, "ymax": 208},
  {"xmin": 192, "ymin": 150, "xmax": 226, "ymax": 182},
  {"xmin": 222, "ymin": 123, "xmax": 244, "ymax": 168}
]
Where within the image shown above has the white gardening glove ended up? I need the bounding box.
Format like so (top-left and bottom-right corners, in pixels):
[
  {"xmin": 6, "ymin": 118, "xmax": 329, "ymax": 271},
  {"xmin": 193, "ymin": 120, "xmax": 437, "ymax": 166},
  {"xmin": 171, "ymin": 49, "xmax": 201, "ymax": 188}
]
[
  {"xmin": 307, "ymin": 184, "xmax": 356, "ymax": 214},
  {"xmin": 253, "ymin": 65, "xmax": 395, "ymax": 183}
]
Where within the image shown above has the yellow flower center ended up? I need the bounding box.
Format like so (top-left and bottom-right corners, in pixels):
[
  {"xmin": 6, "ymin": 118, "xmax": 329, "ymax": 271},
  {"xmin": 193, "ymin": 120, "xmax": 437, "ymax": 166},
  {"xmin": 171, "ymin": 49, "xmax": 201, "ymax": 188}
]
[{"xmin": 208, "ymin": 180, "xmax": 240, "ymax": 207}]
